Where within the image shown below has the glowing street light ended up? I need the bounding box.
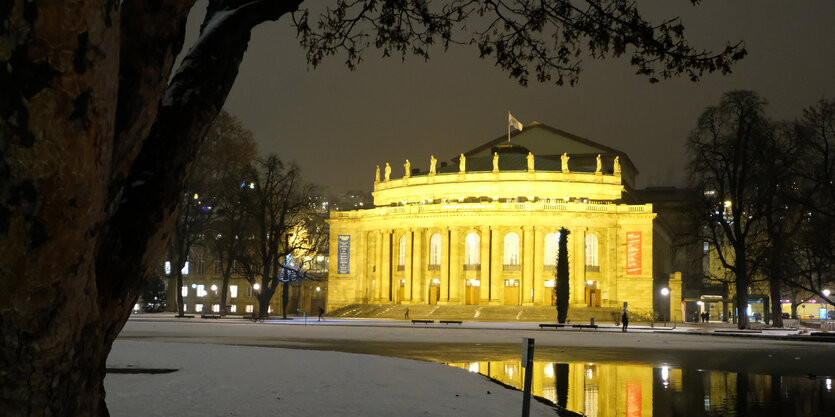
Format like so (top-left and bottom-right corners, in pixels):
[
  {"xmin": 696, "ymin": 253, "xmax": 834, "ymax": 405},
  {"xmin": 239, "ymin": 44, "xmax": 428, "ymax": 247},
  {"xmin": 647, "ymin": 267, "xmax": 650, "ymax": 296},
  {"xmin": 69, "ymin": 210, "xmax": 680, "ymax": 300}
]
[
  {"xmin": 660, "ymin": 287, "xmax": 670, "ymax": 296},
  {"xmin": 253, "ymin": 283, "xmax": 261, "ymax": 290},
  {"xmin": 824, "ymin": 289, "xmax": 831, "ymax": 297}
]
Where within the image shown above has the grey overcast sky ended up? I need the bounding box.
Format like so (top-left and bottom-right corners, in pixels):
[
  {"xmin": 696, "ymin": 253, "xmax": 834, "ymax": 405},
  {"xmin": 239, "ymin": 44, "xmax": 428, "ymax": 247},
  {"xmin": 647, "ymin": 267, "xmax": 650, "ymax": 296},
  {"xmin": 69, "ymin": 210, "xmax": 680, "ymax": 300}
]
[{"xmin": 190, "ymin": 1, "xmax": 834, "ymax": 194}]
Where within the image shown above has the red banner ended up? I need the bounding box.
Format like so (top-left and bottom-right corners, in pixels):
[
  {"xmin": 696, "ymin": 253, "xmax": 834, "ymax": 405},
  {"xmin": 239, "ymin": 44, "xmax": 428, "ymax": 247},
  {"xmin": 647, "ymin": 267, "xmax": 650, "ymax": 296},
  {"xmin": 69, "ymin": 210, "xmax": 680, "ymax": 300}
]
[
  {"xmin": 626, "ymin": 232, "xmax": 642, "ymax": 275},
  {"xmin": 626, "ymin": 381, "xmax": 642, "ymax": 417}
]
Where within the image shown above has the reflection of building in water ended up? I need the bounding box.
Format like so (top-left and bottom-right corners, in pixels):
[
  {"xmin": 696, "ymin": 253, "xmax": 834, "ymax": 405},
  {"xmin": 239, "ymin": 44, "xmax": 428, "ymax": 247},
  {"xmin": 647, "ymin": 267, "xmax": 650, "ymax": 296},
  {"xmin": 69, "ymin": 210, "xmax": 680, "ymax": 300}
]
[
  {"xmin": 446, "ymin": 360, "xmax": 831, "ymax": 417},
  {"xmin": 327, "ymin": 123, "xmax": 684, "ymax": 319}
]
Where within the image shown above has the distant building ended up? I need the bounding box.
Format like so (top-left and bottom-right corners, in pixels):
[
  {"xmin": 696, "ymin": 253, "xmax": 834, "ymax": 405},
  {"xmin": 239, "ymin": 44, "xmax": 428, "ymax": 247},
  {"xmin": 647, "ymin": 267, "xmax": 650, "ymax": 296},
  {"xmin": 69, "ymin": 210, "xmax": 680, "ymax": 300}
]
[{"xmin": 326, "ymin": 123, "xmax": 682, "ymax": 319}]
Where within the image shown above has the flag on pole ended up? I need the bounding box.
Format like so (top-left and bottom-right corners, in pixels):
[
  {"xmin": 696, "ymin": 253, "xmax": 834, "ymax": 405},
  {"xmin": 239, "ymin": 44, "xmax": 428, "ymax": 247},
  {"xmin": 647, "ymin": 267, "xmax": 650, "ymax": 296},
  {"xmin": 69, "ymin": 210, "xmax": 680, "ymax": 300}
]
[{"xmin": 509, "ymin": 112, "xmax": 524, "ymax": 132}]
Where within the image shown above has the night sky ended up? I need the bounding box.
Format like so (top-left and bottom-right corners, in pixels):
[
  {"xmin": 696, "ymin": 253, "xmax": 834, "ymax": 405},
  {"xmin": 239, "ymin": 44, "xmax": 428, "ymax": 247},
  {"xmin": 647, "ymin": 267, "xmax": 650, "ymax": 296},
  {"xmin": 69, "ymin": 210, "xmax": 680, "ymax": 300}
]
[{"xmin": 188, "ymin": 1, "xmax": 834, "ymax": 194}]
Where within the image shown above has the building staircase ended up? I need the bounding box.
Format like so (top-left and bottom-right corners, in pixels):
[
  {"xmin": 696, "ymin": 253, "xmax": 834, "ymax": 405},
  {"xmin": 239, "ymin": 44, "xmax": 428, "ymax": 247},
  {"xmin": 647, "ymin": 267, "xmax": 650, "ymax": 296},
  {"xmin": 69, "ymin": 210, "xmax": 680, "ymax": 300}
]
[{"xmin": 327, "ymin": 304, "xmax": 645, "ymax": 323}]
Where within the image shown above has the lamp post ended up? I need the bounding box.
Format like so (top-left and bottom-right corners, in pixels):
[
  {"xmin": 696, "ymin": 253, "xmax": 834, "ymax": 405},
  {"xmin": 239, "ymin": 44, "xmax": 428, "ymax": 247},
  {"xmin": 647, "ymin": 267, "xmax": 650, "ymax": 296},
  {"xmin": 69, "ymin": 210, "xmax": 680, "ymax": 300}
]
[{"xmin": 660, "ymin": 287, "xmax": 670, "ymax": 327}]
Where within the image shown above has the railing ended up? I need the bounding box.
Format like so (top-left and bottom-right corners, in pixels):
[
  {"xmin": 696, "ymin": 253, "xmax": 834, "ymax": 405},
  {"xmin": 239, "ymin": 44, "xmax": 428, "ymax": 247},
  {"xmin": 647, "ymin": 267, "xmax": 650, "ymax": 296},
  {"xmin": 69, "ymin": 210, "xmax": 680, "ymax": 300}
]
[{"xmin": 328, "ymin": 201, "xmax": 653, "ymax": 219}]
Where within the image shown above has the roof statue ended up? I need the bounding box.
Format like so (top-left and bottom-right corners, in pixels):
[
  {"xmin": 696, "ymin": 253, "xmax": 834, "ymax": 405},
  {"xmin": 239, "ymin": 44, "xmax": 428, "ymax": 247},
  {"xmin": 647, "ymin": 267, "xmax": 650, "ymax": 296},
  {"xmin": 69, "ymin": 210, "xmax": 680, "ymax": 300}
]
[
  {"xmin": 404, "ymin": 159, "xmax": 411, "ymax": 178},
  {"xmin": 384, "ymin": 162, "xmax": 391, "ymax": 182},
  {"xmin": 561, "ymin": 152, "xmax": 569, "ymax": 173},
  {"xmin": 375, "ymin": 165, "xmax": 380, "ymax": 183},
  {"xmin": 595, "ymin": 154, "xmax": 602, "ymax": 174},
  {"xmin": 459, "ymin": 154, "xmax": 466, "ymax": 173},
  {"xmin": 493, "ymin": 152, "xmax": 499, "ymax": 172},
  {"xmin": 613, "ymin": 156, "xmax": 621, "ymax": 175},
  {"xmin": 527, "ymin": 152, "xmax": 535, "ymax": 172},
  {"xmin": 429, "ymin": 155, "xmax": 437, "ymax": 176}
]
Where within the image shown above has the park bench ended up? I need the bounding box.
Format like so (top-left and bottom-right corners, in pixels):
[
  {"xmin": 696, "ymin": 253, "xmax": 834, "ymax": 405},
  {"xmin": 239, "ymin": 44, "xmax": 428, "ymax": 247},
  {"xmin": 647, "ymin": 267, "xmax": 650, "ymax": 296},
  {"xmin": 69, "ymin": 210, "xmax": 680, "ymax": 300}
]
[
  {"xmin": 411, "ymin": 319, "xmax": 434, "ymax": 324},
  {"xmin": 571, "ymin": 324, "xmax": 598, "ymax": 330},
  {"xmin": 439, "ymin": 320, "xmax": 462, "ymax": 325},
  {"xmin": 538, "ymin": 323, "xmax": 570, "ymax": 329},
  {"xmin": 201, "ymin": 313, "xmax": 221, "ymax": 319},
  {"xmin": 173, "ymin": 314, "xmax": 195, "ymax": 318}
]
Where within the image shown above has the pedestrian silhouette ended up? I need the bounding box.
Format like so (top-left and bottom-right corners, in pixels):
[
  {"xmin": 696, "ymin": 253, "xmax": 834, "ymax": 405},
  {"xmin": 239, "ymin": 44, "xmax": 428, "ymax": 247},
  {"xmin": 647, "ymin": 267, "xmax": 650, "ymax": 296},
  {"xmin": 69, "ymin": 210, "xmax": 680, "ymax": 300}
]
[
  {"xmin": 621, "ymin": 312, "xmax": 629, "ymax": 332},
  {"xmin": 318, "ymin": 306, "xmax": 324, "ymax": 322},
  {"xmin": 404, "ymin": 307, "xmax": 410, "ymax": 320}
]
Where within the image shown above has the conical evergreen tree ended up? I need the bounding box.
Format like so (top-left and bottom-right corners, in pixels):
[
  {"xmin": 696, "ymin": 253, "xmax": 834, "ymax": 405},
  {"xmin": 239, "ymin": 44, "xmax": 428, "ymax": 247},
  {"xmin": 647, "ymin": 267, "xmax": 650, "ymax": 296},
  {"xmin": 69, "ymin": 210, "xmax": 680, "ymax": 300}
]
[{"xmin": 555, "ymin": 227, "xmax": 571, "ymax": 323}]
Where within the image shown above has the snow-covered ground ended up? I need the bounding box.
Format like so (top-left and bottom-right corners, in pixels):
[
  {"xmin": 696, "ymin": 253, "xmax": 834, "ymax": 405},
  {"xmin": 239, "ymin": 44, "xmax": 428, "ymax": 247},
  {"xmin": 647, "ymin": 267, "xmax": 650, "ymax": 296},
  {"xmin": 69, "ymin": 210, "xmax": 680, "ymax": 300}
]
[{"xmin": 106, "ymin": 340, "xmax": 563, "ymax": 417}]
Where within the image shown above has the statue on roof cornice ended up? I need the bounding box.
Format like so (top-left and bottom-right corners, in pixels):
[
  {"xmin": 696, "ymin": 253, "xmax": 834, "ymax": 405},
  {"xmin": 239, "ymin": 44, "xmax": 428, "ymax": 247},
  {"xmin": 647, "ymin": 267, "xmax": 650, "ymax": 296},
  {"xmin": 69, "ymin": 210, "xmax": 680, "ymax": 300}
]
[
  {"xmin": 429, "ymin": 155, "xmax": 437, "ymax": 175},
  {"xmin": 527, "ymin": 152, "xmax": 535, "ymax": 172},
  {"xmin": 375, "ymin": 165, "xmax": 380, "ymax": 183},
  {"xmin": 493, "ymin": 152, "xmax": 499, "ymax": 172},
  {"xmin": 595, "ymin": 154, "xmax": 602, "ymax": 174},
  {"xmin": 384, "ymin": 163, "xmax": 391, "ymax": 181},
  {"xmin": 613, "ymin": 156, "xmax": 621, "ymax": 175},
  {"xmin": 459, "ymin": 154, "xmax": 466, "ymax": 173},
  {"xmin": 561, "ymin": 152, "xmax": 569, "ymax": 173},
  {"xmin": 404, "ymin": 159, "xmax": 411, "ymax": 178}
]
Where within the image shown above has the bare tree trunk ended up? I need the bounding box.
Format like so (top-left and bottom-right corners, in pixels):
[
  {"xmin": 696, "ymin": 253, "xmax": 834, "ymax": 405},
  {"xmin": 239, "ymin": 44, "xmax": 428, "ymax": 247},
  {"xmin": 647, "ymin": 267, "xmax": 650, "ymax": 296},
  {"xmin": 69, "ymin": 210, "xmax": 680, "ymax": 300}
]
[
  {"xmin": 735, "ymin": 246, "xmax": 751, "ymax": 330},
  {"xmin": 176, "ymin": 271, "xmax": 186, "ymax": 316}
]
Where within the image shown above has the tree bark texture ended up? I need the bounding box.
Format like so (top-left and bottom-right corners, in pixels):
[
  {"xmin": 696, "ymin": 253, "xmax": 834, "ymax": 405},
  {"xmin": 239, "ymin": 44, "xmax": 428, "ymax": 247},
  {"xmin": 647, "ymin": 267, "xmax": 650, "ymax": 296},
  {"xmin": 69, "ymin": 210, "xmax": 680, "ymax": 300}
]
[{"xmin": 1, "ymin": 1, "xmax": 301, "ymax": 415}]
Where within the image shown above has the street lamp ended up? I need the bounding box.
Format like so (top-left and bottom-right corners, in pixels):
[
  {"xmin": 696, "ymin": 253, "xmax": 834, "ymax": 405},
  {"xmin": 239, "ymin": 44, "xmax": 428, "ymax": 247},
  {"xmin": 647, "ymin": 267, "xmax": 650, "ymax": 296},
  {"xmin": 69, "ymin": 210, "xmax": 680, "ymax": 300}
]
[
  {"xmin": 660, "ymin": 288, "xmax": 670, "ymax": 296},
  {"xmin": 824, "ymin": 289, "xmax": 831, "ymax": 297},
  {"xmin": 660, "ymin": 288, "xmax": 670, "ymax": 326},
  {"xmin": 253, "ymin": 283, "xmax": 260, "ymax": 290}
]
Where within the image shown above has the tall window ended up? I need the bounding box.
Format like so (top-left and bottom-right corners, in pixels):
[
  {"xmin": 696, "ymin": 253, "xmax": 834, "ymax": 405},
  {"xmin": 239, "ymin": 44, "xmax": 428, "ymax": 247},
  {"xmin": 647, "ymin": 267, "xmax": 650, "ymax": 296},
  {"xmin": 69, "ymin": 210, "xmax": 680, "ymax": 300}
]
[
  {"xmin": 398, "ymin": 235, "xmax": 406, "ymax": 269},
  {"xmin": 544, "ymin": 232, "xmax": 561, "ymax": 266},
  {"xmin": 504, "ymin": 233, "xmax": 520, "ymax": 265},
  {"xmin": 465, "ymin": 233, "xmax": 480, "ymax": 266},
  {"xmin": 585, "ymin": 234, "xmax": 599, "ymax": 267},
  {"xmin": 230, "ymin": 285, "xmax": 238, "ymax": 298},
  {"xmin": 429, "ymin": 233, "xmax": 442, "ymax": 268}
]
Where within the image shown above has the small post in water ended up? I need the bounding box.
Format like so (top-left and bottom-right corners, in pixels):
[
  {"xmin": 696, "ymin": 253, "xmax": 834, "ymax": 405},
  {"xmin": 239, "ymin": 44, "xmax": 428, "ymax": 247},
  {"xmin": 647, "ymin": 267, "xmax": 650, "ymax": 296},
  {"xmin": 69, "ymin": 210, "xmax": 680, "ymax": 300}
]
[{"xmin": 521, "ymin": 337, "xmax": 535, "ymax": 417}]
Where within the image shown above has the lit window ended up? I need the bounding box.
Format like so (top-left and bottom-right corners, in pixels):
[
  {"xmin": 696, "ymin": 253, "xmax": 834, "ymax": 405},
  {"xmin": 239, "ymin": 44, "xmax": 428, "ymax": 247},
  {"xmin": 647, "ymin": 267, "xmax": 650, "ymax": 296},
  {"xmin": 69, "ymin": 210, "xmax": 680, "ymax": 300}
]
[
  {"xmin": 504, "ymin": 233, "xmax": 520, "ymax": 265},
  {"xmin": 398, "ymin": 235, "xmax": 406, "ymax": 267},
  {"xmin": 165, "ymin": 261, "xmax": 172, "ymax": 275},
  {"xmin": 182, "ymin": 261, "xmax": 190, "ymax": 275},
  {"xmin": 245, "ymin": 305, "xmax": 254, "ymax": 313},
  {"xmin": 183, "ymin": 305, "xmax": 187, "ymax": 312},
  {"xmin": 181, "ymin": 286, "xmax": 188, "ymax": 297},
  {"xmin": 429, "ymin": 233, "xmax": 442, "ymax": 266},
  {"xmin": 195, "ymin": 304, "xmax": 203, "ymax": 312},
  {"xmin": 197, "ymin": 285, "xmax": 206, "ymax": 297},
  {"xmin": 585, "ymin": 234, "xmax": 598, "ymax": 267},
  {"xmin": 465, "ymin": 233, "xmax": 480, "ymax": 265},
  {"xmin": 230, "ymin": 285, "xmax": 238, "ymax": 298},
  {"xmin": 229, "ymin": 305, "xmax": 237, "ymax": 313},
  {"xmin": 212, "ymin": 304, "xmax": 220, "ymax": 313},
  {"xmin": 544, "ymin": 232, "xmax": 561, "ymax": 266}
]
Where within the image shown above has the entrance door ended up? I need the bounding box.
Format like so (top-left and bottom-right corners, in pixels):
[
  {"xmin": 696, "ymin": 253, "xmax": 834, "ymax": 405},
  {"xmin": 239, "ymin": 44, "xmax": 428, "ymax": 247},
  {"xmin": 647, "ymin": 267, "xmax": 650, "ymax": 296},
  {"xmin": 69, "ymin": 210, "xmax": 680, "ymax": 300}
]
[
  {"xmin": 428, "ymin": 286, "xmax": 439, "ymax": 305},
  {"xmin": 585, "ymin": 288, "xmax": 601, "ymax": 307},
  {"xmin": 399, "ymin": 283, "xmax": 405, "ymax": 304},
  {"xmin": 504, "ymin": 280, "xmax": 519, "ymax": 305},
  {"xmin": 465, "ymin": 285, "xmax": 479, "ymax": 305}
]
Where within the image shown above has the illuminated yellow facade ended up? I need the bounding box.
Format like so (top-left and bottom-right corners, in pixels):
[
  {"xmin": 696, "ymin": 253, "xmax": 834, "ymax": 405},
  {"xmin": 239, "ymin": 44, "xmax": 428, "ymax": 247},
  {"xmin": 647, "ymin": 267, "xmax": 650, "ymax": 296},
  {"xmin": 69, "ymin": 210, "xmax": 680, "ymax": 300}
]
[{"xmin": 327, "ymin": 123, "xmax": 681, "ymax": 318}]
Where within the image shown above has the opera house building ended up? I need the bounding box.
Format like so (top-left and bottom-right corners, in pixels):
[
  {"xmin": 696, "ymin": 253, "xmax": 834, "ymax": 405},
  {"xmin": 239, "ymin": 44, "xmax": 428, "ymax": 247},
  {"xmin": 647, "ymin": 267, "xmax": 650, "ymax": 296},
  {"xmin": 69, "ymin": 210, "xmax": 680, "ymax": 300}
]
[{"xmin": 327, "ymin": 123, "xmax": 681, "ymax": 319}]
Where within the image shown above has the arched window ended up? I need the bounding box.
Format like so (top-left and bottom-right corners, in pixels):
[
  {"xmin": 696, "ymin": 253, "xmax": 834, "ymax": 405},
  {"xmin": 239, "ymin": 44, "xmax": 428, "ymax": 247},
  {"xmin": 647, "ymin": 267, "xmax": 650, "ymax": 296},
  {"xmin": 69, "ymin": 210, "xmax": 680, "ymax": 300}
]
[
  {"xmin": 504, "ymin": 232, "xmax": 520, "ymax": 266},
  {"xmin": 429, "ymin": 233, "xmax": 442, "ymax": 268},
  {"xmin": 544, "ymin": 232, "xmax": 561, "ymax": 266},
  {"xmin": 465, "ymin": 233, "xmax": 480, "ymax": 266},
  {"xmin": 398, "ymin": 235, "xmax": 406, "ymax": 269},
  {"xmin": 585, "ymin": 234, "xmax": 598, "ymax": 267}
]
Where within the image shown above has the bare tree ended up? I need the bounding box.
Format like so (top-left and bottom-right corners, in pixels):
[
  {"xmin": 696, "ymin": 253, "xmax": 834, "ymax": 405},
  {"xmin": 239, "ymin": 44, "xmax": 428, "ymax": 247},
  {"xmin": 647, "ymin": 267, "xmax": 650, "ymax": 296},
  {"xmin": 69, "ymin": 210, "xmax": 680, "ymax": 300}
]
[
  {"xmin": 237, "ymin": 155, "xmax": 325, "ymax": 319},
  {"xmin": 1, "ymin": 1, "xmax": 746, "ymax": 414},
  {"xmin": 687, "ymin": 91, "xmax": 772, "ymax": 329}
]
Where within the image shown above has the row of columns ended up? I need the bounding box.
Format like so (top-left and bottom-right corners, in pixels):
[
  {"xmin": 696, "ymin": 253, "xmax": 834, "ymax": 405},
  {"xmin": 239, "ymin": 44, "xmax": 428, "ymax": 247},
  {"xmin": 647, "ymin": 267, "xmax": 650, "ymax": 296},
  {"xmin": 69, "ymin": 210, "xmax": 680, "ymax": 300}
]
[{"xmin": 363, "ymin": 226, "xmax": 596, "ymax": 306}]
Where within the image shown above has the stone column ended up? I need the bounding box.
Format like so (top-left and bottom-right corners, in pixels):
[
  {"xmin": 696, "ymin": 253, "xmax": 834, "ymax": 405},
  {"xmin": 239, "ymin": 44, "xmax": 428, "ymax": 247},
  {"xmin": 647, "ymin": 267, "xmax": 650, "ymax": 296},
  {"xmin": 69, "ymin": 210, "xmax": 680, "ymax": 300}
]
[
  {"xmin": 533, "ymin": 227, "xmax": 545, "ymax": 305},
  {"xmin": 570, "ymin": 227, "xmax": 587, "ymax": 306},
  {"xmin": 356, "ymin": 230, "xmax": 367, "ymax": 305},
  {"xmin": 669, "ymin": 272, "xmax": 683, "ymax": 322},
  {"xmin": 412, "ymin": 229, "xmax": 424, "ymax": 304},
  {"xmin": 479, "ymin": 226, "xmax": 490, "ymax": 304},
  {"xmin": 403, "ymin": 229, "xmax": 413, "ymax": 303},
  {"xmin": 374, "ymin": 230, "xmax": 383, "ymax": 303},
  {"xmin": 448, "ymin": 227, "xmax": 461, "ymax": 304},
  {"xmin": 489, "ymin": 227, "xmax": 502, "ymax": 305},
  {"xmin": 440, "ymin": 227, "xmax": 450, "ymax": 304},
  {"xmin": 522, "ymin": 225, "xmax": 535, "ymax": 306},
  {"xmin": 381, "ymin": 229, "xmax": 392, "ymax": 303}
]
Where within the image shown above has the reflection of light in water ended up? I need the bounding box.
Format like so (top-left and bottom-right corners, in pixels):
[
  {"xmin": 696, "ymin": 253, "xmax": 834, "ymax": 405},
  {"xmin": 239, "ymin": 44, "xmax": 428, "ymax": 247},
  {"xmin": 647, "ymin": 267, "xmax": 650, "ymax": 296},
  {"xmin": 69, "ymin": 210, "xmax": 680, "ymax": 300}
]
[
  {"xmin": 506, "ymin": 365, "xmax": 514, "ymax": 379},
  {"xmin": 586, "ymin": 367, "xmax": 593, "ymax": 379},
  {"xmin": 468, "ymin": 362, "xmax": 479, "ymax": 373},
  {"xmin": 661, "ymin": 366, "xmax": 670, "ymax": 388},
  {"xmin": 704, "ymin": 396, "xmax": 710, "ymax": 411},
  {"xmin": 827, "ymin": 378, "xmax": 832, "ymax": 391},
  {"xmin": 544, "ymin": 364, "xmax": 554, "ymax": 379}
]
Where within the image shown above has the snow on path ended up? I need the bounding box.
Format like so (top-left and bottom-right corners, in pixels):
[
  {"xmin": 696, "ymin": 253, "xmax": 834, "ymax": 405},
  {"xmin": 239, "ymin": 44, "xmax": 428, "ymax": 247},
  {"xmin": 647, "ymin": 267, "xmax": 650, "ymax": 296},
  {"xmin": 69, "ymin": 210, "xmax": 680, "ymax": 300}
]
[{"xmin": 106, "ymin": 340, "xmax": 562, "ymax": 417}]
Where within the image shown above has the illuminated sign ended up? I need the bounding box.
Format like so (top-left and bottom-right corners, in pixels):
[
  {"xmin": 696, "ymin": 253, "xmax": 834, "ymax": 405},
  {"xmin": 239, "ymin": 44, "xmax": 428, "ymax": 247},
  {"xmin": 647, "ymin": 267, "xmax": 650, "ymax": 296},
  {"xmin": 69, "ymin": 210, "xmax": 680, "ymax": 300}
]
[
  {"xmin": 337, "ymin": 235, "xmax": 350, "ymax": 274},
  {"xmin": 626, "ymin": 231, "xmax": 642, "ymax": 275}
]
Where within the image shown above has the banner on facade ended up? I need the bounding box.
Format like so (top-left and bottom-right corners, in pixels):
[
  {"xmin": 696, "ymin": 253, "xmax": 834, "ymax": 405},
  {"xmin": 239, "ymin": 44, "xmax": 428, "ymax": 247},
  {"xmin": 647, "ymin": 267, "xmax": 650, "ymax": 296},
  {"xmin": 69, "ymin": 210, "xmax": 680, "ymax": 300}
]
[
  {"xmin": 337, "ymin": 235, "xmax": 351, "ymax": 274},
  {"xmin": 626, "ymin": 231, "xmax": 642, "ymax": 275}
]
